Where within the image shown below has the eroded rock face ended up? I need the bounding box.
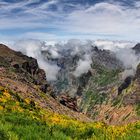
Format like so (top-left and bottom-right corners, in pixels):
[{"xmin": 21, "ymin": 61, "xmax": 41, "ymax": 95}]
[
  {"xmin": 42, "ymin": 45, "xmax": 123, "ymax": 113},
  {"xmin": 59, "ymin": 94, "xmax": 79, "ymax": 111},
  {"xmin": 122, "ymin": 65, "xmax": 140, "ymax": 105},
  {"xmin": 0, "ymin": 43, "xmax": 140, "ymax": 124},
  {"xmin": 0, "ymin": 44, "xmax": 51, "ymax": 94},
  {"xmin": 91, "ymin": 49, "xmax": 123, "ymax": 70},
  {"xmin": 123, "ymin": 92, "xmax": 140, "ymax": 105},
  {"xmin": 118, "ymin": 76, "xmax": 132, "ymax": 95}
]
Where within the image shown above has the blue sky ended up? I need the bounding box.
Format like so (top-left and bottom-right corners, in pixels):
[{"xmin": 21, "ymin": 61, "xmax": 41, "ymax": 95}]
[{"xmin": 0, "ymin": 0, "xmax": 140, "ymax": 42}]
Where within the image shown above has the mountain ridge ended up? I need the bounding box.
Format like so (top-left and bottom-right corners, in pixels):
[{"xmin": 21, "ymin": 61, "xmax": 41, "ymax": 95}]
[
  {"xmin": 0, "ymin": 43, "xmax": 140, "ymax": 140},
  {"xmin": 40, "ymin": 42, "xmax": 140, "ymax": 125},
  {"xmin": 0, "ymin": 43, "xmax": 91, "ymax": 122}
]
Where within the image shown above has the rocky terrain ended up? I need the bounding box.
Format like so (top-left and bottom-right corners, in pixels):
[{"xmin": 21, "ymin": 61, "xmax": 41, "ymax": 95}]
[
  {"xmin": 40, "ymin": 42, "xmax": 140, "ymax": 125},
  {"xmin": 0, "ymin": 44, "xmax": 91, "ymax": 121},
  {"xmin": 0, "ymin": 43, "xmax": 140, "ymax": 140}
]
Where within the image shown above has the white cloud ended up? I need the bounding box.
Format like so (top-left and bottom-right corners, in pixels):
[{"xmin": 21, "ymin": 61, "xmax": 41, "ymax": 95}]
[
  {"xmin": 93, "ymin": 40, "xmax": 135, "ymax": 51},
  {"xmin": 0, "ymin": 0, "xmax": 60, "ymax": 29},
  {"xmin": 93, "ymin": 39, "xmax": 139, "ymax": 70},
  {"xmin": 115, "ymin": 48, "xmax": 140, "ymax": 69},
  {"xmin": 21, "ymin": 32, "xmax": 58, "ymax": 41},
  {"xmin": 8, "ymin": 38, "xmax": 140, "ymax": 81},
  {"xmin": 73, "ymin": 54, "xmax": 92, "ymax": 77},
  {"xmin": 12, "ymin": 39, "xmax": 60, "ymax": 81},
  {"xmin": 0, "ymin": 1, "xmax": 140, "ymax": 41},
  {"xmin": 55, "ymin": 2, "xmax": 140, "ymax": 41}
]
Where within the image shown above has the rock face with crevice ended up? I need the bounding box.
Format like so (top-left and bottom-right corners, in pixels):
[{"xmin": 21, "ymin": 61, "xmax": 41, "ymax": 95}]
[
  {"xmin": 0, "ymin": 43, "xmax": 139, "ymax": 125},
  {"xmin": 42, "ymin": 43, "xmax": 140, "ymax": 124},
  {"xmin": 0, "ymin": 43, "xmax": 92, "ymax": 121},
  {"xmin": 0, "ymin": 44, "xmax": 52, "ymax": 94},
  {"xmin": 118, "ymin": 76, "xmax": 133, "ymax": 95}
]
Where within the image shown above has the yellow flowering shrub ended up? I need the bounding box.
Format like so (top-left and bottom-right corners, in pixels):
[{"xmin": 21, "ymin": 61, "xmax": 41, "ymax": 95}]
[
  {"xmin": 0, "ymin": 96, "xmax": 7, "ymax": 103},
  {"xmin": 0, "ymin": 85, "xmax": 139, "ymax": 140},
  {"xmin": 3, "ymin": 90, "xmax": 11, "ymax": 98},
  {"xmin": 24, "ymin": 98, "xmax": 30, "ymax": 104},
  {"xmin": 0, "ymin": 105, "xmax": 3, "ymax": 110}
]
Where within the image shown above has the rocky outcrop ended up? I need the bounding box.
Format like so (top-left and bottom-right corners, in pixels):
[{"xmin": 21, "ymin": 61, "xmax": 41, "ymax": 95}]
[
  {"xmin": 0, "ymin": 43, "xmax": 91, "ymax": 122},
  {"xmin": 121, "ymin": 63, "xmax": 140, "ymax": 105},
  {"xmin": 91, "ymin": 48, "xmax": 123, "ymax": 70},
  {"xmin": 118, "ymin": 76, "xmax": 132, "ymax": 95},
  {"xmin": 133, "ymin": 43, "xmax": 140, "ymax": 54},
  {"xmin": 59, "ymin": 94, "xmax": 79, "ymax": 111},
  {"xmin": 0, "ymin": 43, "xmax": 139, "ymax": 125},
  {"xmin": 0, "ymin": 44, "xmax": 51, "ymax": 94}
]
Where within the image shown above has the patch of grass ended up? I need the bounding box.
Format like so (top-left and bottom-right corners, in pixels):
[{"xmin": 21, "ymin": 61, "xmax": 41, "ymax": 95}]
[
  {"xmin": 92, "ymin": 64, "xmax": 120, "ymax": 87},
  {"xmin": 0, "ymin": 86, "xmax": 140, "ymax": 140},
  {"xmin": 82, "ymin": 90, "xmax": 108, "ymax": 111},
  {"xmin": 0, "ymin": 112, "xmax": 70, "ymax": 140},
  {"xmin": 0, "ymin": 129, "xmax": 9, "ymax": 140}
]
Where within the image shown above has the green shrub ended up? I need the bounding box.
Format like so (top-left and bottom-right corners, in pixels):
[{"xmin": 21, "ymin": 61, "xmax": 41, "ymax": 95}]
[{"xmin": 0, "ymin": 129, "xmax": 9, "ymax": 140}]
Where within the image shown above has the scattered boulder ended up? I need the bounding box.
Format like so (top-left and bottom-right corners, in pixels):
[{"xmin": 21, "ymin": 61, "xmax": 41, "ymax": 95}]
[{"xmin": 59, "ymin": 94, "xmax": 79, "ymax": 111}]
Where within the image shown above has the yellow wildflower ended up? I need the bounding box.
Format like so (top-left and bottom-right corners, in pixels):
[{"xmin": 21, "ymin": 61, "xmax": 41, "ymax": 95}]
[
  {"xmin": 0, "ymin": 105, "xmax": 3, "ymax": 110},
  {"xmin": 24, "ymin": 98, "xmax": 30, "ymax": 104}
]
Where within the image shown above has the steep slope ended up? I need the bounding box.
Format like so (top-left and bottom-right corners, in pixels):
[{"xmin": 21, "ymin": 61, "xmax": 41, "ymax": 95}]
[
  {"xmin": 41, "ymin": 43, "xmax": 140, "ymax": 125},
  {"xmin": 0, "ymin": 43, "xmax": 140, "ymax": 140},
  {"xmin": 0, "ymin": 44, "xmax": 91, "ymax": 121},
  {"xmin": 41, "ymin": 45, "xmax": 123, "ymax": 109},
  {"xmin": 79, "ymin": 45, "xmax": 140, "ymax": 125}
]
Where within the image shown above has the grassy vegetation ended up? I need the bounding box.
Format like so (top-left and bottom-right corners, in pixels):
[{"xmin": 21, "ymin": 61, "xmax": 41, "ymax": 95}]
[
  {"xmin": 80, "ymin": 64, "xmax": 120, "ymax": 115},
  {"xmin": 0, "ymin": 111, "xmax": 139, "ymax": 140},
  {"xmin": 0, "ymin": 86, "xmax": 140, "ymax": 140},
  {"xmin": 136, "ymin": 103, "xmax": 140, "ymax": 116},
  {"xmin": 81, "ymin": 90, "xmax": 107, "ymax": 115},
  {"xmin": 0, "ymin": 112, "xmax": 71, "ymax": 140},
  {"xmin": 92, "ymin": 64, "xmax": 120, "ymax": 86}
]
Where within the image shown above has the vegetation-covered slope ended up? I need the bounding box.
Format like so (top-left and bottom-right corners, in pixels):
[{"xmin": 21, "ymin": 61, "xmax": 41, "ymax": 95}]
[
  {"xmin": 0, "ymin": 86, "xmax": 140, "ymax": 140},
  {"xmin": 80, "ymin": 63, "xmax": 140, "ymax": 125},
  {"xmin": 0, "ymin": 44, "xmax": 140, "ymax": 139},
  {"xmin": 44, "ymin": 43, "xmax": 140, "ymax": 125}
]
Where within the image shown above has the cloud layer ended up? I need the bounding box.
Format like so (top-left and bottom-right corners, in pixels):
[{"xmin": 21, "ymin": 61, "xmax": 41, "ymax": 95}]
[
  {"xmin": 73, "ymin": 54, "xmax": 92, "ymax": 77},
  {"xmin": 8, "ymin": 38, "xmax": 140, "ymax": 83},
  {"xmin": 12, "ymin": 39, "xmax": 60, "ymax": 81},
  {"xmin": 0, "ymin": 0, "xmax": 140, "ymax": 41}
]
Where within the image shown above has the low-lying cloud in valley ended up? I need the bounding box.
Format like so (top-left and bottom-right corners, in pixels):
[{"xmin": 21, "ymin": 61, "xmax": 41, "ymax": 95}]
[
  {"xmin": 11, "ymin": 39, "xmax": 140, "ymax": 81},
  {"xmin": 73, "ymin": 54, "xmax": 92, "ymax": 77},
  {"xmin": 94, "ymin": 40, "xmax": 140, "ymax": 79},
  {"xmin": 12, "ymin": 39, "xmax": 60, "ymax": 81}
]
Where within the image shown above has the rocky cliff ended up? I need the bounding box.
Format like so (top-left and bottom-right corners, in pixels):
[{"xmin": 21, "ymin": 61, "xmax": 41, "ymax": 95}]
[
  {"xmin": 0, "ymin": 44, "xmax": 91, "ymax": 121},
  {"xmin": 0, "ymin": 43, "xmax": 140, "ymax": 140},
  {"xmin": 0, "ymin": 43, "xmax": 139, "ymax": 125},
  {"xmin": 41, "ymin": 43, "xmax": 140, "ymax": 125}
]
